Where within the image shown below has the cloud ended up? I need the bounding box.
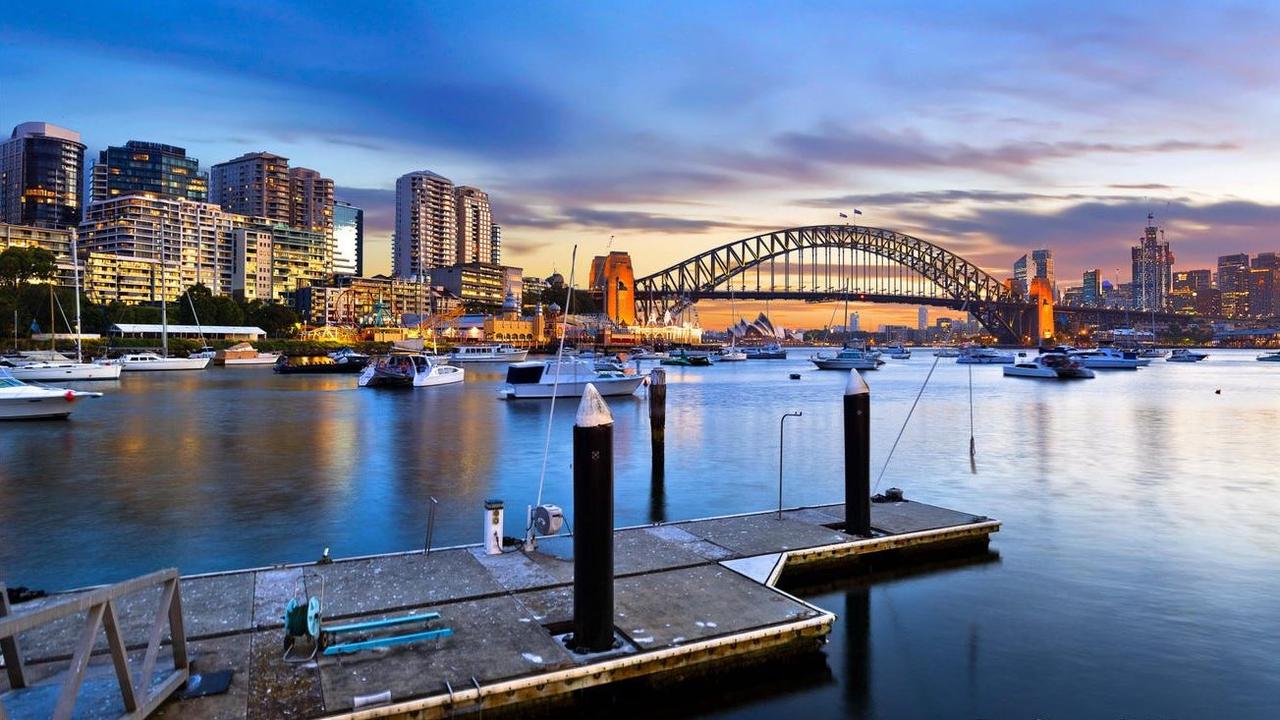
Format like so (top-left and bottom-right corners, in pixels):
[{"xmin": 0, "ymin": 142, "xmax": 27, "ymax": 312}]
[
  {"xmin": 764, "ymin": 128, "xmax": 1238, "ymax": 177},
  {"xmin": 1108, "ymin": 183, "xmax": 1177, "ymax": 190},
  {"xmin": 795, "ymin": 189, "xmax": 1184, "ymax": 209},
  {"xmin": 896, "ymin": 198, "xmax": 1280, "ymax": 283}
]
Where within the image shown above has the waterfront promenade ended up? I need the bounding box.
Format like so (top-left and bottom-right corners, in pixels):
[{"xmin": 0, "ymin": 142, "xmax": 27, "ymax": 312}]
[{"xmin": 1, "ymin": 500, "xmax": 996, "ymax": 718}]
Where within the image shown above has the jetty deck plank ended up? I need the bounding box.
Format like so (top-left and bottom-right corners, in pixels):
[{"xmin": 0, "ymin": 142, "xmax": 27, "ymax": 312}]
[{"xmin": 3, "ymin": 499, "xmax": 998, "ymax": 720}]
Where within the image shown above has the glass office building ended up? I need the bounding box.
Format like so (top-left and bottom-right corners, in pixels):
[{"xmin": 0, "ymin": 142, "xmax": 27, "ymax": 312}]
[
  {"xmin": 91, "ymin": 141, "xmax": 207, "ymax": 202},
  {"xmin": 333, "ymin": 200, "xmax": 363, "ymax": 276}
]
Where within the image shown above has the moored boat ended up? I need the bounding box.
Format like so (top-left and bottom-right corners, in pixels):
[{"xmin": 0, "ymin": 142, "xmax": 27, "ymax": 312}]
[
  {"xmin": 447, "ymin": 344, "xmax": 528, "ymax": 364},
  {"xmin": 358, "ymin": 353, "xmax": 465, "ymax": 388},
  {"xmin": 883, "ymin": 344, "xmax": 911, "ymax": 359},
  {"xmin": 810, "ymin": 346, "xmax": 884, "ymax": 371},
  {"xmin": 1257, "ymin": 351, "xmax": 1280, "ymax": 362},
  {"xmin": 119, "ymin": 352, "xmax": 210, "ymax": 372},
  {"xmin": 742, "ymin": 343, "xmax": 787, "ymax": 359},
  {"xmin": 1069, "ymin": 346, "xmax": 1147, "ymax": 370},
  {"xmin": 956, "ymin": 346, "xmax": 1015, "ymax": 364},
  {"xmin": 274, "ymin": 349, "xmax": 369, "ymax": 374},
  {"xmin": 215, "ymin": 342, "xmax": 279, "ymax": 366},
  {"xmin": 1003, "ymin": 352, "xmax": 1095, "ymax": 379},
  {"xmin": 0, "ymin": 368, "xmax": 103, "ymax": 420},
  {"xmin": 1167, "ymin": 348, "xmax": 1209, "ymax": 363},
  {"xmin": 498, "ymin": 359, "xmax": 646, "ymax": 399},
  {"xmin": 660, "ymin": 349, "xmax": 711, "ymax": 367},
  {"xmin": 933, "ymin": 347, "xmax": 961, "ymax": 358},
  {"xmin": 0, "ymin": 352, "xmax": 122, "ymax": 381}
]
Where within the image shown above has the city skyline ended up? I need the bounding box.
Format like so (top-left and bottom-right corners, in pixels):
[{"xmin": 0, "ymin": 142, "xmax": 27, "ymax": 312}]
[{"xmin": 3, "ymin": 2, "xmax": 1280, "ymax": 328}]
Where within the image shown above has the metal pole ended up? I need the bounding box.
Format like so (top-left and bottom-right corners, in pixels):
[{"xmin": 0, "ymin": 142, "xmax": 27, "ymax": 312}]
[
  {"xmin": 844, "ymin": 370, "xmax": 871, "ymax": 536},
  {"xmin": 777, "ymin": 411, "xmax": 802, "ymax": 520},
  {"xmin": 423, "ymin": 496, "xmax": 439, "ymax": 555},
  {"xmin": 571, "ymin": 384, "xmax": 615, "ymax": 653}
]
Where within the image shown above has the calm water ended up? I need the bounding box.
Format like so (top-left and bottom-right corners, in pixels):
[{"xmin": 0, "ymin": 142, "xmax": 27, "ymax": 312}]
[{"xmin": 2, "ymin": 350, "xmax": 1277, "ymax": 718}]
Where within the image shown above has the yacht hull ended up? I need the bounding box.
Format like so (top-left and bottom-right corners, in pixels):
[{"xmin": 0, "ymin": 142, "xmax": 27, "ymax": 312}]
[
  {"xmin": 121, "ymin": 357, "xmax": 210, "ymax": 371},
  {"xmin": 499, "ymin": 375, "xmax": 645, "ymax": 399},
  {"xmin": 5, "ymin": 363, "xmax": 122, "ymax": 381},
  {"xmin": 811, "ymin": 358, "xmax": 881, "ymax": 371}
]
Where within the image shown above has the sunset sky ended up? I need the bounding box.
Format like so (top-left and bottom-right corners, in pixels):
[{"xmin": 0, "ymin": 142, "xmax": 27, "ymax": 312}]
[{"xmin": 4, "ymin": 2, "xmax": 1279, "ymax": 329}]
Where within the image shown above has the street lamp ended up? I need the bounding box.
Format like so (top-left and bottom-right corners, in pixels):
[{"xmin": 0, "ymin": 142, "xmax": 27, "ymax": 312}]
[{"xmin": 778, "ymin": 410, "xmax": 803, "ymax": 520}]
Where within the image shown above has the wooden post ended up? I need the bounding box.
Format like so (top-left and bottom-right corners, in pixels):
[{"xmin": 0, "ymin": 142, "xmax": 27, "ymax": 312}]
[
  {"xmin": 570, "ymin": 384, "xmax": 616, "ymax": 653},
  {"xmin": 0, "ymin": 583, "xmax": 27, "ymax": 689},
  {"xmin": 648, "ymin": 368, "xmax": 666, "ymax": 483},
  {"xmin": 844, "ymin": 369, "xmax": 871, "ymax": 536}
]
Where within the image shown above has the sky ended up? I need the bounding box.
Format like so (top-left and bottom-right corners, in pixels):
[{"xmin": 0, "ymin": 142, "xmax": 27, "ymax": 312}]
[{"xmin": 3, "ymin": 1, "xmax": 1279, "ymax": 329}]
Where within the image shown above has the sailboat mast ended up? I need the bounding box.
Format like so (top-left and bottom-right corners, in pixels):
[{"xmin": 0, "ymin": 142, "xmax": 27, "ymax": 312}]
[
  {"xmin": 71, "ymin": 230, "xmax": 83, "ymax": 362},
  {"xmin": 49, "ymin": 284, "xmax": 55, "ymax": 353}
]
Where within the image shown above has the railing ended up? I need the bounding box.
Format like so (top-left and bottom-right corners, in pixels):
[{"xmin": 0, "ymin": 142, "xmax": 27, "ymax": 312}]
[{"xmin": 0, "ymin": 569, "xmax": 188, "ymax": 720}]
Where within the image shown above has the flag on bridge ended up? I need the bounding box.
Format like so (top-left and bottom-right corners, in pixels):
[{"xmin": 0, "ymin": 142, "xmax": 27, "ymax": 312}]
[
  {"xmin": 838, "ymin": 212, "xmax": 848, "ymax": 219},
  {"xmin": 853, "ymin": 209, "xmax": 863, "ymax": 215}
]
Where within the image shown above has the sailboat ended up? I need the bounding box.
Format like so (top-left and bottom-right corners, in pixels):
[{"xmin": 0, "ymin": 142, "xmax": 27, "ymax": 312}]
[
  {"xmin": 2, "ymin": 251, "xmax": 121, "ymax": 380},
  {"xmin": 120, "ymin": 265, "xmax": 208, "ymax": 371},
  {"xmin": 721, "ymin": 286, "xmax": 747, "ymax": 361}
]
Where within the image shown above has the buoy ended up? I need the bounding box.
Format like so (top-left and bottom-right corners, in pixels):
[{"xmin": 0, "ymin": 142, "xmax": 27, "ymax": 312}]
[
  {"xmin": 64, "ymin": 390, "xmax": 75, "ymax": 402},
  {"xmin": 1214, "ymin": 389, "xmax": 1221, "ymax": 395},
  {"xmin": 789, "ymin": 373, "xmax": 801, "ymax": 380}
]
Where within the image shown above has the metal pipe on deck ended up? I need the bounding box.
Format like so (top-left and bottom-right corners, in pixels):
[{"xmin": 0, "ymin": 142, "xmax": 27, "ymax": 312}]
[
  {"xmin": 571, "ymin": 384, "xmax": 616, "ymax": 652},
  {"xmin": 844, "ymin": 370, "xmax": 871, "ymax": 536}
]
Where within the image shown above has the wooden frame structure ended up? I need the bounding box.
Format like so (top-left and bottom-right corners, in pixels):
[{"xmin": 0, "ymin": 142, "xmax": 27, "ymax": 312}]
[{"xmin": 0, "ymin": 569, "xmax": 188, "ymax": 720}]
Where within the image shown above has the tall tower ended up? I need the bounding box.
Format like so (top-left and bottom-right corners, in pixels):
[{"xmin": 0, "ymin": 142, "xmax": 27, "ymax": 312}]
[
  {"xmin": 589, "ymin": 252, "xmax": 636, "ymax": 325},
  {"xmin": 394, "ymin": 170, "xmax": 456, "ymax": 278},
  {"xmin": 1130, "ymin": 214, "xmax": 1173, "ymax": 311},
  {"xmin": 333, "ymin": 200, "xmax": 363, "ymax": 277},
  {"xmin": 0, "ymin": 122, "xmax": 86, "ymax": 229},
  {"xmin": 490, "ymin": 223, "xmax": 502, "ymax": 265},
  {"xmin": 453, "ymin": 186, "xmax": 493, "ymax": 264}
]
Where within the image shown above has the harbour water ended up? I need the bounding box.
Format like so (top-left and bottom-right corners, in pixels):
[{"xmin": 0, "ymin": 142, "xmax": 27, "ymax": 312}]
[{"xmin": 2, "ymin": 349, "xmax": 1278, "ymax": 718}]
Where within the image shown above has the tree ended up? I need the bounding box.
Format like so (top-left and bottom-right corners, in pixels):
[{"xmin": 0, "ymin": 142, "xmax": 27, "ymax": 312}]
[
  {"xmin": 243, "ymin": 300, "xmax": 300, "ymax": 338},
  {"xmin": 0, "ymin": 247, "xmax": 57, "ymax": 293},
  {"xmin": 176, "ymin": 284, "xmax": 244, "ymax": 327}
]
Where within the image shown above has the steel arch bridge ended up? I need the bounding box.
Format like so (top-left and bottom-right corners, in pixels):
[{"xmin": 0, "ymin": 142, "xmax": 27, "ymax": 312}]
[{"xmin": 633, "ymin": 224, "xmax": 1035, "ymax": 343}]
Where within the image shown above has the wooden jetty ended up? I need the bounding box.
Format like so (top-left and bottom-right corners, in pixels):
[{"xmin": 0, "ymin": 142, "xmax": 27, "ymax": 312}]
[{"xmin": 1, "ymin": 500, "xmax": 997, "ymax": 719}]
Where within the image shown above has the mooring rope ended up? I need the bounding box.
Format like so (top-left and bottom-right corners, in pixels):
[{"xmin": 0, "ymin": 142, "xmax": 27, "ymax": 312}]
[{"xmin": 874, "ymin": 352, "xmax": 942, "ymax": 491}]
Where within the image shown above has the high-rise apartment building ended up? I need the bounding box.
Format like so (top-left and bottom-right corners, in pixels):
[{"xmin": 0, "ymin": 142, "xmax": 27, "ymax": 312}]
[
  {"xmin": 0, "ymin": 122, "xmax": 86, "ymax": 229},
  {"xmin": 490, "ymin": 223, "xmax": 502, "ymax": 265},
  {"xmin": 333, "ymin": 200, "xmax": 363, "ymax": 276},
  {"xmin": 1217, "ymin": 253, "xmax": 1250, "ymax": 317},
  {"xmin": 1130, "ymin": 215, "xmax": 1173, "ymax": 311},
  {"xmin": 394, "ymin": 170, "xmax": 456, "ymax": 277},
  {"xmin": 288, "ymin": 167, "xmax": 334, "ymax": 236},
  {"xmin": 90, "ymin": 141, "xmax": 207, "ymax": 203},
  {"xmin": 209, "ymin": 152, "xmax": 291, "ymax": 222},
  {"xmin": 917, "ymin": 306, "xmax": 928, "ymax": 331},
  {"xmin": 1081, "ymin": 268, "xmax": 1102, "ymax": 306},
  {"xmin": 79, "ymin": 194, "xmax": 330, "ymax": 306},
  {"xmin": 454, "ymin": 186, "xmax": 493, "ymax": 265}
]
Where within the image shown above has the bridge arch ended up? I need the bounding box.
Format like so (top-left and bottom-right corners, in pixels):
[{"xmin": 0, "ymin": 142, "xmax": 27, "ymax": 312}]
[{"xmin": 632, "ymin": 224, "xmax": 1030, "ymax": 343}]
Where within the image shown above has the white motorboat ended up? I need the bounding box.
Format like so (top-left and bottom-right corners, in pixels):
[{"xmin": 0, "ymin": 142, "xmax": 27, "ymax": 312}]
[
  {"xmin": 1167, "ymin": 348, "xmax": 1209, "ymax": 363},
  {"xmin": 719, "ymin": 348, "xmax": 748, "ymax": 361},
  {"xmin": 933, "ymin": 347, "xmax": 961, "ymax": 358},
  {"xmin": 1257, "ymin": 351, "xmax": 1280, "ymax": 362},
  {"xmin": 447, "ymin": 344, "xmax": 529, "ymax": 364},
  {"xmin": 189, "ymin": 346, "xmax": 218, "ymax": 360},
  {"xmin": 956, "ymin": 346, "xmax": 1016, "ymax": 364},
  {"xmin": 1137, "ymin": 347, "xmax": 1168, "ymax": 359},
  {"xmin": 119, "ymin": 352, "xmax": 211, "ymax": 372},
  {"xmin": 884, "ymin": 344, "xmax": 911, "ymax": 359},
  {"xmin": 215, "ymin": 342, "xmax": 280, "ymax": 366},
  {"xmin": 498, "ymin": 359, "xmax": 646, "ymax": 399},
  {"xmin": 810, "ymin": 346, "xmax": 884, "ymax": 371},
  {"xmin": 358, "ymin": 353, "xmax": 465, "ymax": 388},
  {"xmin": 1, "ymin": 352, "xmax": 122, "ymax": 381},
  {"xmin": 0, "ymin": 368, "xmax": 103, "ymax": 420},
  {"xmin": 1069, "ymin": 346, "xmax": 1148, "ymax": 370},
  {"xmin": 742, "ymin": 343, "xmax": 787, "ymax": 359},
  {"xmin": 1003, "ymin": 352, "xmax": 1095, "ymax": 379}
]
